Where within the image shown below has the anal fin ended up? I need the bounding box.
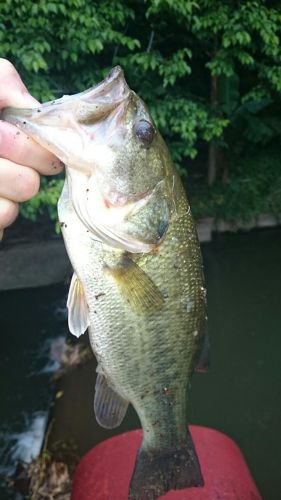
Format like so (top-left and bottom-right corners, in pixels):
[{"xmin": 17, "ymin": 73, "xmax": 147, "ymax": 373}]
[{"xmin": 94, "ymin": 371, "xmax": 129, "ymax": 429}]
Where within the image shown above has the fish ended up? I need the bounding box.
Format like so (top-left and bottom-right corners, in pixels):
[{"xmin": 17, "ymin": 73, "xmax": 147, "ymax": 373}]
[{"xmin": 3, "ymin": 66, "xmax": 208, "ymax": 499}]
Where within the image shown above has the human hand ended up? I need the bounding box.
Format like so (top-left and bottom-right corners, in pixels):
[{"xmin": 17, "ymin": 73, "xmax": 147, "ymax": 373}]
[{"xmin": 0, "ymin": 58, "xmax": 63, "ymax": 240}]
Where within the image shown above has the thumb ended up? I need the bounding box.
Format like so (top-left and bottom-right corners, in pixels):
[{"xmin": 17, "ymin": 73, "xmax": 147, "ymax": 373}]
[{"xmin": 0, "ymin": 59, "xmax": 39, "ymax": 110}]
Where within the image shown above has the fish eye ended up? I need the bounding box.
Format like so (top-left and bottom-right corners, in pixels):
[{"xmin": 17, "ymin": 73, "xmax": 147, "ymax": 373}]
[{"xmin": 134, "ymin": 120, "xmax": 155, "ymax": 147}]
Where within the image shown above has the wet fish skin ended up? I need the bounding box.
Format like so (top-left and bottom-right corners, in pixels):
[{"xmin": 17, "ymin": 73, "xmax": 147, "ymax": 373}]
[{"xmin": 3, "ymin": 67, "xmax": 207, "ymax": 499}]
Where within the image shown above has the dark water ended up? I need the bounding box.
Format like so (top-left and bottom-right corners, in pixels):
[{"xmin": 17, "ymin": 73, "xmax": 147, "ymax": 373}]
[
  {"xmin": 0, "ymin": 285, "xmax": 68, "ymax": 498},
  {"xmin": 191, "ymin": 229, "xmax": 281, "ymax": 500},
  {"xmin": 0, "ymin": 229, "xmax": 281, "ymax": 499}
]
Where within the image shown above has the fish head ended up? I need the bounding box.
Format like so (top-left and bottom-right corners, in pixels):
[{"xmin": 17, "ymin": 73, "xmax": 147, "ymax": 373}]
[
  {"xmin": 79, "ymin": 75, "xmax": 174, "ymax": 251},
  {"xmin": 3, "ymin": 67, "xmax": 175, "ymax": 253}
]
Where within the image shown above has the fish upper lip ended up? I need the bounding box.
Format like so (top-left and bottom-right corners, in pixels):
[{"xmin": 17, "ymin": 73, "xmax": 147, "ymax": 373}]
[{"xmin": 1, "ymin": 66, "xmax": 132, "ymax": 170}]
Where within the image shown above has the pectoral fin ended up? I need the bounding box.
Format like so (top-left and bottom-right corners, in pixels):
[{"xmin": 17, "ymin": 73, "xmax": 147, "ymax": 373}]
[
  {"xmin": 94, "ymin": 371, "xmax": 129, "ymax": 429},
  {"xmin": 105, "ymin": 257, "xmax": 164, "ymax": 314},
  {"xmin": 67, "ymin": 273, "xmax": 90, "ymax": 337}
]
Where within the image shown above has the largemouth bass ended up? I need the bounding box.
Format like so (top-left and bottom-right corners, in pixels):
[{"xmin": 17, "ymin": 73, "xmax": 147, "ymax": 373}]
[{"xmin": 3, "ymin": 67, "xmax": 208, "ymax": 499}]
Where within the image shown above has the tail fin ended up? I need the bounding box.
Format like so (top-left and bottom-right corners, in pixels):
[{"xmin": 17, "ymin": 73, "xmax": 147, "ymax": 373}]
[{"xmin": 129, "ymin": 432, "xmax": 203, "ymax": 500}]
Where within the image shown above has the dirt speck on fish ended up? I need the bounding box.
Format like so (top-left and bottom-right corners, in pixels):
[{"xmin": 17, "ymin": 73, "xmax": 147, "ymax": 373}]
[{"xmin": 3, "ymin": 66, "xmax": 208, "ymax": 499}]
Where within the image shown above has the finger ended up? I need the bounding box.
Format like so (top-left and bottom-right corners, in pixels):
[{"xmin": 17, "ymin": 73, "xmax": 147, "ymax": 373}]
[
  {"xmin": 0, "ymin": 58, "xmax": 39, "ymax": 109},
  {"xmin": 0, "ymin": 60, "xmax": 64, "ymax": 175},
  {"xmin": 0, "ymin": 158, "xmax": 40, "ymax": 202},
  {"xmin": 0, "ymin": 196, "xmax": 19, "ymax": 229},
  {"xmin": 0, "ymin": 121, "xmax": 63, "ymax": 175}
]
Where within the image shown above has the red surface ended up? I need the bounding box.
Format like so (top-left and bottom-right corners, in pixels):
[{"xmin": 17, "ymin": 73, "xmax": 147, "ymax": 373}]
[{"xmin": 71, "ymin": 426, "xmax": 262, "ymax": 500}]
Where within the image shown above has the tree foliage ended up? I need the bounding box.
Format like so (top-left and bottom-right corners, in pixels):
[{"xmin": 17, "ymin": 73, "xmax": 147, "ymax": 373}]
[{"xmin": 1, "ymin": 0, "xmax": 281, "ymax": 223}]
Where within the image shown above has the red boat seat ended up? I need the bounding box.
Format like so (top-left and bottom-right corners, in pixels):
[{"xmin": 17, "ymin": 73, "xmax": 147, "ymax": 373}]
[{"xmin": 71, "ymin": 426, "xmax": 262, "ymax": 499}]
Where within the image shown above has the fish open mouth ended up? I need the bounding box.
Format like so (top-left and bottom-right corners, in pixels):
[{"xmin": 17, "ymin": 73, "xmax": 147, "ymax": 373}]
[{"xmin": 2, "ymin": 66, "xmax": 131, "ymax": 167}]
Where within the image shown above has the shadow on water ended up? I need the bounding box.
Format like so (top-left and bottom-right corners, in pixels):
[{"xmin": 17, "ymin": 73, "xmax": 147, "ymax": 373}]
[{"xmin": 0, "ymin": 228, "xmax": 280, "ymax": 499}]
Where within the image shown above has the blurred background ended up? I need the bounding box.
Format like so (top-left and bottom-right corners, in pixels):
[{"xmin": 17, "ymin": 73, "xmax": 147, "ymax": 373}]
[
  {"xmin": 0, "ymin": 1, "xmax": 281, "ymax": 499},
  {"xmin": 1, "ymin": 0, "xmax": 281, "ymax": 224}
]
